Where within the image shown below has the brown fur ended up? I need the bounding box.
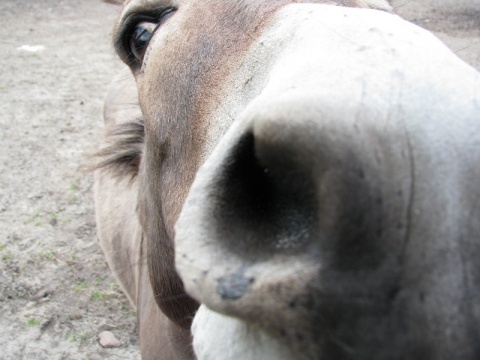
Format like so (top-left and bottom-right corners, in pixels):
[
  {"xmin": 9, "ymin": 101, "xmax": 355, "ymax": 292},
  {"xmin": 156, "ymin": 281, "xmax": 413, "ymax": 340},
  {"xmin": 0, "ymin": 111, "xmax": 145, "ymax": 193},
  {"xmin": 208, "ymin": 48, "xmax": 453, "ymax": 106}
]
[
  {"xmin": 106, "ymin": 0, "xmax": 393, "ymax": 332},
  {"xmin": 94, "ymin": 0, "xmax": 406, "ymax": 358}
]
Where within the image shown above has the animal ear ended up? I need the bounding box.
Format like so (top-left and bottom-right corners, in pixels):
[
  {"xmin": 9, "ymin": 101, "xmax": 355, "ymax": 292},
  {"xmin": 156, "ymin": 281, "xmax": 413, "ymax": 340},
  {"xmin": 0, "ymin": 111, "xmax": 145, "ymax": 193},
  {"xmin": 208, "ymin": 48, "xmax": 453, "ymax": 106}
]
[
  {"xmin": 355, "ymin": 0, "xmax": 393, "ymax": 13},
  {"xmin": 90, "ymin": 68, "xmax": 144, "ymax": 180}
]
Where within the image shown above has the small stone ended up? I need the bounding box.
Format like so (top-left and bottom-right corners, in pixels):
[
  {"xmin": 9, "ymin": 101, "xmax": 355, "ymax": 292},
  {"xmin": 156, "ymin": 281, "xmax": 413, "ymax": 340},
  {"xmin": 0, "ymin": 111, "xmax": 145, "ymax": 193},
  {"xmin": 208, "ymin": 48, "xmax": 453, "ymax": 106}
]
[
  {"xmin": 68, "ymin": 312, "xmax": 83, "ymax": 320},
  {"xmin": 98, "ymin": 331, "xmax": 122, "ymax": 348}
]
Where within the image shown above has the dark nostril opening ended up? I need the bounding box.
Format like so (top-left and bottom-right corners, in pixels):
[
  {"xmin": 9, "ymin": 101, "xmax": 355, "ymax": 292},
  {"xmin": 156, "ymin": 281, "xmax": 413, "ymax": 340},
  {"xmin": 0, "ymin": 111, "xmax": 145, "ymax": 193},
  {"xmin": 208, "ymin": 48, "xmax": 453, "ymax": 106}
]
[{"xmin": 213, "ymin": 132, "xmax": 317, "ymax": 255}]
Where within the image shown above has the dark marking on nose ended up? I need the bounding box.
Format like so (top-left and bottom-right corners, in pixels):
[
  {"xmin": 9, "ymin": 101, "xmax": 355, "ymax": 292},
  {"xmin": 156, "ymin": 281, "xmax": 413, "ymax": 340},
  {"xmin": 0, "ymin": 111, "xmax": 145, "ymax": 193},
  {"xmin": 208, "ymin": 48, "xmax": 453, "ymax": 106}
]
[{"xmin": 217, "ymin": 264, "xmax": 254, "ymax": 300}]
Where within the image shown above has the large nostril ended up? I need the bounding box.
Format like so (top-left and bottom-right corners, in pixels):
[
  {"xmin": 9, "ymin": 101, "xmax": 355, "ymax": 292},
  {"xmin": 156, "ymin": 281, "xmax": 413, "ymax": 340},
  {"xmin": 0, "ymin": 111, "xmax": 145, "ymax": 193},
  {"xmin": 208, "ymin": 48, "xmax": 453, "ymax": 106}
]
[
  {"xmin": 213, "ymin": 130, "xmax": 317, "ymax": 254},
  {"xmin": 176, "ymin": 99, "xmax": 413, "ymax": 358}
]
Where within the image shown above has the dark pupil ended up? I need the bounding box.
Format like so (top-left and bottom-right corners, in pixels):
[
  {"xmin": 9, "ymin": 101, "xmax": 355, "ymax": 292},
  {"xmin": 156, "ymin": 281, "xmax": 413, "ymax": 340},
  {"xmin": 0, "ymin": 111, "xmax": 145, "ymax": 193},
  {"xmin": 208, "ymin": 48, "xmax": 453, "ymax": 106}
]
[{"xmin": 131, "ymin": 25, "xmax": 153, "ymax": 60}]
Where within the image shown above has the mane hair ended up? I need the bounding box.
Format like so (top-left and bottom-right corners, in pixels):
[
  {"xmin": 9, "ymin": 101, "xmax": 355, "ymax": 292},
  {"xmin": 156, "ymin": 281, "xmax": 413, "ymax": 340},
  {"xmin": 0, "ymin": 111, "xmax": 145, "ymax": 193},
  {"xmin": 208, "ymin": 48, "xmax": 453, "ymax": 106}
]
[{"xmin": 91, "ymin": 118, "xmax": 144, "ymax": 180}]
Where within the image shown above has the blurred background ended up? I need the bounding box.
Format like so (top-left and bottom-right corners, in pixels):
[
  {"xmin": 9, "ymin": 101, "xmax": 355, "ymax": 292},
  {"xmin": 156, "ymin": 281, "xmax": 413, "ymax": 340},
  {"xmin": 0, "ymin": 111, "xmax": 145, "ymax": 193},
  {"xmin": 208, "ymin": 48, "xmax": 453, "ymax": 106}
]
[{"xmin": 0, "ymin": 1, "xmax": 139, "ymax": 359}]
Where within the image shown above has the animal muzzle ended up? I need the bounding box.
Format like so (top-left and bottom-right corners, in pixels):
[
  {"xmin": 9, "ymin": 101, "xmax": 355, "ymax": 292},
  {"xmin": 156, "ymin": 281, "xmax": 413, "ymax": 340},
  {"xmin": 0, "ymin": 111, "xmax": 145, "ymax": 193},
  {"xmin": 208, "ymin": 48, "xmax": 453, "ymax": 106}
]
[
  {"xmin": 175, "ymin": 88, "xmax": 480, "ymax": 360},
  {"xmin": 175, "ymin": 92, "xmax": 416, "ymax": 359},
  {"xmin": 175, "ymin": 5, "xmax": 480, "ymax": 359}
]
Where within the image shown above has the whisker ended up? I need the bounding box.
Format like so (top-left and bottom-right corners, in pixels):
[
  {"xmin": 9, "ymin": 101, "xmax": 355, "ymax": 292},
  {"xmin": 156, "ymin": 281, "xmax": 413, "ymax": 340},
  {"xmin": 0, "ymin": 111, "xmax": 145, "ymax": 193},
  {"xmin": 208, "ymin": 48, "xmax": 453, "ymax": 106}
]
[
  {"xmin": 455, "ymin": 41, "xmax": 480, "ymax": 54},
  {"xmin": 392, "ymin": 1, "xmax": 417, "ymax": 11}
]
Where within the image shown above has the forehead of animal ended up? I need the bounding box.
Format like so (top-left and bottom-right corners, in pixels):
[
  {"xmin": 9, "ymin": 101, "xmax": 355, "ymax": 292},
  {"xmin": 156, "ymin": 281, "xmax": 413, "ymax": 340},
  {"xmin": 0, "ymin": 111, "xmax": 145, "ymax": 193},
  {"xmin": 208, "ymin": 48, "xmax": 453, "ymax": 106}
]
[
  {"xmin": 118, "ymin": 0, "xmax": 391, "ymax": 7},
  {"xmin": 115, "ymin": 0, "xmax": 392, "ymax": 38},
  {"xmin": 115, "ymin": 0, "xmax": 299, "ymax": 33},
  {"xmin": 113, "ymin": 0, "xmax": 392, "ymax": 83},
  {"xmin": 113, "ymin": 0, "xmax": 280, "ymax": 66},
  {"xmin": 112, "ymin": 0, "xmax": 392, "ymax": 144}
]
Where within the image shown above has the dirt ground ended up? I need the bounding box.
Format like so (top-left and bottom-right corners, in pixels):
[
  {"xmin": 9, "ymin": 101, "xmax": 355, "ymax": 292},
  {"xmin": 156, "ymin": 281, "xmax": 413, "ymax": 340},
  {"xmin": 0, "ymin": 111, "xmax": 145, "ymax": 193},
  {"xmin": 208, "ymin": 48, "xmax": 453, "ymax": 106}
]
[
  {"xmin": 0, "ymin": 1, "xmax": 138, "ymax": 359},
  {"xmin": 0, "ymin": 1, "xmax": 478, "ymax": 359}
]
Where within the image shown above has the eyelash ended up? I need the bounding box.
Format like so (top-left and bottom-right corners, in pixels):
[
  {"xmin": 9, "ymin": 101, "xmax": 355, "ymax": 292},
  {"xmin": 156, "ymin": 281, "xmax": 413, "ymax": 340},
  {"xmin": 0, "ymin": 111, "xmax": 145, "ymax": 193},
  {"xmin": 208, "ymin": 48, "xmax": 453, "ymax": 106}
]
[{"xmin": 120, "ymin": 7, "xmax": 176, "ymax": 66}]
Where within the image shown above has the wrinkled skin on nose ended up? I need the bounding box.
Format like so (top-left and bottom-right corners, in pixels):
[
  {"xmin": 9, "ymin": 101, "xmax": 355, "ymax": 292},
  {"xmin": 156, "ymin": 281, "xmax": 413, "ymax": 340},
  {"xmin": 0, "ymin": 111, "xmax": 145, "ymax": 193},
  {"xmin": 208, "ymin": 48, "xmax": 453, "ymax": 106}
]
[{"xmin": 175, "ymin": 5, "xmax": 480, "ymax": 360}]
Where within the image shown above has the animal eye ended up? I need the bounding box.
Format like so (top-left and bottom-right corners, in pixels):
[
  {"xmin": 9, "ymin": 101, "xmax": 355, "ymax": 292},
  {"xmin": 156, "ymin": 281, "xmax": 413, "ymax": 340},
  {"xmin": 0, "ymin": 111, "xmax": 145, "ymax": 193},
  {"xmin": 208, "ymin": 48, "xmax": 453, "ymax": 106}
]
[
  {"xmin": 126, "ymin": 8, "xmax": 176, "ymax": 63},
  {"xmin": 130, "ymin": 22, "xmax": 157, "ymax": 61}
]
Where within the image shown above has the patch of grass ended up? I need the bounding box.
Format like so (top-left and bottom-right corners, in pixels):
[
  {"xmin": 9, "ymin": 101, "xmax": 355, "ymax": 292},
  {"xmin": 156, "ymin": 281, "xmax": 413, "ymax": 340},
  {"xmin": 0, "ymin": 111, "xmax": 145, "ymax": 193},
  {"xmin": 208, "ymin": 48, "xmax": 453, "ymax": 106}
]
[
  {"xmin": 0, "ymin": 244, "xmax": 6, "ymax": 251},
  {"xmin": 74, "ymin": 282, "xmax": 88, "ymax": 292},
  {"xmin": 67, "ymin": 195, "xmax": 77, "ymax": 205},
  {"xmin": 68, "ymin": 331, "xmax": 90, "ymax": 342},
  {"xmin": 49, "ymin": 212, "xmax": 58, "ymax": 226},
  {"xmin": 68, "ymin": 184, "xmax": 79, "ymax": 191},
  {"xmin": 109, "ymin": 282, "xmax": 118, "ymax": 292},
  {"xmin": 26, "ymin": 317, "xmax": 40, "ymax": 326},
  {"xmin": 26, "ymin": 211, "xmax": 41, "ymax": 223},
  {"xmin": 78, "ymin": 332, "xmax": 90, "ymax": 341},
  {"xmin": 2, "ymin": 252, "xmax": 13, "ymax": 261},
  {"xmin": 94, "ymin": 277, "xmax": 102, "ymax": 286},
  {"xmin": 38, "ymin": 249, "xmax": 55, "ymax": 261},
  {"xmin": 34, "ymin": 221, "xmax": 42, "ymax": 227},
  {"xmin": 91, "ymin": 291, "xmax": 107, "ymax": 301}
]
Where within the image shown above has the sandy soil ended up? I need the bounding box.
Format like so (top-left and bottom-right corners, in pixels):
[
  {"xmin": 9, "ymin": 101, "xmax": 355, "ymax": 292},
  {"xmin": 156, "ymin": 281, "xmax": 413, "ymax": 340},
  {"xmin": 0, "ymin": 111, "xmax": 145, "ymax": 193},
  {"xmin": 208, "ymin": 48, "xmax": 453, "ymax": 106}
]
[
  {"xmin": 0, "ymin": 1, "xmax": 478, "ymax": 359},
  {"xmin": 392, "ymin": 0, "xmax": 480, "ymax": 69},
  {"xmin": 0, "ymin": 1, "xmax": 138, "ymax": 359}
]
